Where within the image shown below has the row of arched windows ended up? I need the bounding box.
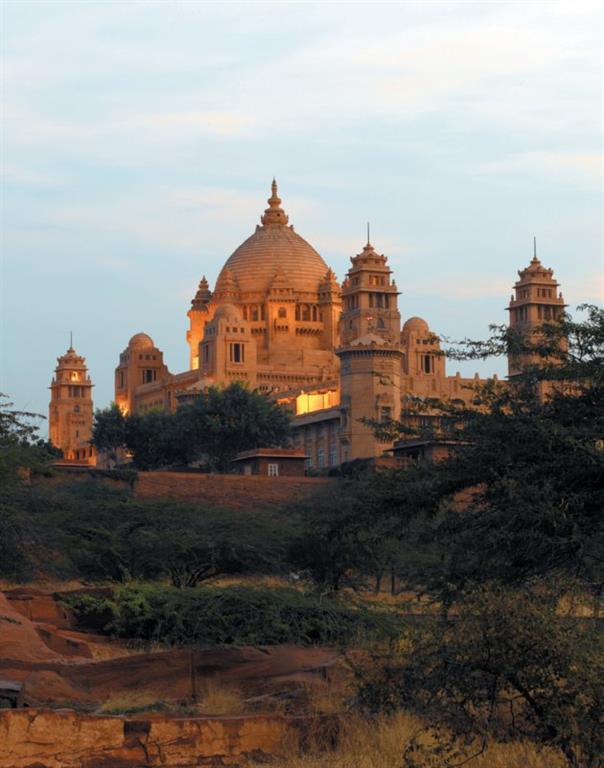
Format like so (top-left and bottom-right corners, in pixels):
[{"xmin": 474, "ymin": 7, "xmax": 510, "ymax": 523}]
[
  {"xmin": 295, "ymin": 304, "xmax": 322, "ymax": 322},
  {"xmin": 242, "ymin": 305, "xmax": 267, "ymax": 321},
  {"xmin": 241, "ymin": 304, "xmax": 324, "ymax": 322}
]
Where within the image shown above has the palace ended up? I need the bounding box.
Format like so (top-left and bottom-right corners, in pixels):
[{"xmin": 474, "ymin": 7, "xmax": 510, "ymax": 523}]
[{"xmin": 49, "ymin": 181, "xmax": 566, "ymax": 469}]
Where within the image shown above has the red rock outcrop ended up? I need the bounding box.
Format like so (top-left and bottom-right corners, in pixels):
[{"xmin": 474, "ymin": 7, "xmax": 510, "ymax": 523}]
[
  {"xmin": 0, "ymin": 593, "xmax": 61, "ymax": 664},
  {"xmin": 5, "ymin": 588, "xmax": 74, "ymax": 629},
  {"xmin": 0, "ymin": 708, "xmax": 326, "ymax": 767}
]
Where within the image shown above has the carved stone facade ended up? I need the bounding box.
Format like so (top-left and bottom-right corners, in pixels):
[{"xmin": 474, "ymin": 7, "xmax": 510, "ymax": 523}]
[
  {"xmin": 102, "ymin": 182, "xmax": 564, "ymax": 468},
  {"xmin": 49, "ymin": 345, "xmax": 95, "ymax": 464}
]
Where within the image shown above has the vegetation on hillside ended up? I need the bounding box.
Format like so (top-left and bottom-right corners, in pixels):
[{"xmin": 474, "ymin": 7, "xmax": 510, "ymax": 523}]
[
  {"xmin": 0, "ymin": 481, "xmax": 295, "ymax": 586},
  {"xmin": 64, "ymin": 583, "xmax": 403, "ymax": 647},
  {"xmin": 1, "ymin": 307, "xmax": 602, "ymax": 766}
]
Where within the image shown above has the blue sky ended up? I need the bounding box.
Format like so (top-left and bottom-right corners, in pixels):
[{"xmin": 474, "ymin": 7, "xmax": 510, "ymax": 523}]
[{"xmin": 1, "ymin": 1, "xmax": 602, "ymax": 430}]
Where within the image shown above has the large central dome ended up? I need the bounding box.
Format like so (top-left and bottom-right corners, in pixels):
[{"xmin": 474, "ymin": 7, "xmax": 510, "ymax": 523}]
[{"xmin": 216, "ymin": 181, "xmax": 329, "ymax": 295}]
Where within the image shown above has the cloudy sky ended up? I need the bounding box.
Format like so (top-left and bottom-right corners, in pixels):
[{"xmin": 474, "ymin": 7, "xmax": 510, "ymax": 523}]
[{"xmin": 1, "ymin": 0, "xmax": 602, "ymax": 426}]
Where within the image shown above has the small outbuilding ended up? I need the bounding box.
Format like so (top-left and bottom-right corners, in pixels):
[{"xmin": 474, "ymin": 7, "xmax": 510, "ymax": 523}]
[
  {"xmin": 390, "ymin": 438, "xmax": 466, "ymax": 466},
  {"xmin": 232, "ymin": 448, "xmax": 308, "ymax": 477}
]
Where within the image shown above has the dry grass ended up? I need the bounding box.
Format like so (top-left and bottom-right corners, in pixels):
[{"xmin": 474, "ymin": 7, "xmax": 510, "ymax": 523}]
[
  {"xmin": 257, "ymin": 712, "xmax": 566, "ymax": 768},
  {"xmin": 97, "ymin": 689, "xmax": 168, "ymax": 714},
  {"xmin": 194, "ymin": 680, "xmax": 247, "ymax": 715},
  {"xmin": 208, "ymin": 574, "xmax": 292, "ymax": 589},
  {"xmin": 299, "ymin": 675, "xmax": 354, "ymax": 716},
  {"xmin": 0, "ymin": 578, "xmax": 86, "ymax": 592}
]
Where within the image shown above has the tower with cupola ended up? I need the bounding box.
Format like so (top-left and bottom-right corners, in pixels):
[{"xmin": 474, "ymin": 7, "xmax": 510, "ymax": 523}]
[
  {"xmin": 187, "ymin": 276, "xmax": 213, "ymax": 370},
  {"xmin": 337, "ymin": 239, "xmax": 403, "ymax": 461},
  {"xmin": 49, "ymin": 342, "xmax": 95, "ymax": 463},
  {"xmin": 340, "ymin": 239, "xmax": 401, "ymax": 345},
  {"xmin": 507, "ymin": 240, "xmax": 566, "ymax": 379},
  {"xmin": 114, "ymin": 333, "xmax": 170, "ymax": 414}
]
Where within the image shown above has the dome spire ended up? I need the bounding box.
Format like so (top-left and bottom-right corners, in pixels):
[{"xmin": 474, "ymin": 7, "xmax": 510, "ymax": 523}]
[{"xmin": 261, "ymin": 178, "xmax": 289, "ymax": 227}]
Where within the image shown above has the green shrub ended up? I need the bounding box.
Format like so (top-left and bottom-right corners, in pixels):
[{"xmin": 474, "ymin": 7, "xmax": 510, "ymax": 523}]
[{"xmin": 64, "ymin": 583, "xmax": 403, "ymax": 647}]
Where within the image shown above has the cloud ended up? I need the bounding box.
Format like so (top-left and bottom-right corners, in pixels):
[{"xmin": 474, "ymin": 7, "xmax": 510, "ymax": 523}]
[
  {"xmin": 477, "ymin": 152, "xmax": 601, "ymax": 185},
  {"xmin": 408, "ymin": 275, "xmax": 513, "ymax": 302},
  {"xmin": 141, "ymin": 111, "xmax": 254, "ymax": 137}
]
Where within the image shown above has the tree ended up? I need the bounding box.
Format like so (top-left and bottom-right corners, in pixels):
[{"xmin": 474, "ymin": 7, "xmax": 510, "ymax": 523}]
[
  {"xmin": 361, "ymin": 305, "xmax": 604, "ymax": 601},
  {"xmin": 123, "ymin": 410, "xmax": 183, "ymax": 470},
  {"xmin": 92, "ymin": 403, "xmax": 126, "ymax": 457},
  {"xmin": 359, "ymin": 584, "xmax": 603, "ymax": 768},
  {"xmin": 339, "ymin": 307, "xmax": 604, "ymax": 766},
  {"xmin": 291, "ymin": 467, "xmax": 443, "ymax": 593},
  {"xmin": 92, "ymin": 384, "xmax": 291, "ymax": 472},
  {"xmin": 174, "ymin": 382, "xmax": 291, "ymax": 471},
  {"xmin": 0, "ymin": 394, "xmax": 58, "ymax": 485}
]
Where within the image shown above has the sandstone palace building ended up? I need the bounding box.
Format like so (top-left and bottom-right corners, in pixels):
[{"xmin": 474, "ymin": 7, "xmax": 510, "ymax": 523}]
[{"xmin": 49, "ymin": 181, "xmax": 566, "ymax": 468}]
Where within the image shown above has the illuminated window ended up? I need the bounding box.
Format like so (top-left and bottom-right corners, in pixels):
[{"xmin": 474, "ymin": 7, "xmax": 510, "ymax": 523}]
[{"xmin": 267, "ymin": 463, "xmax": 279, "ymax": 477}]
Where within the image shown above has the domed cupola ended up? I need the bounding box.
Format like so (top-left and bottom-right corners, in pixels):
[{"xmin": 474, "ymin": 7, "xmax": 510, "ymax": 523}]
[
  {"xmin": 260, "ymin": 179, "xmax": 290, "ymax": 227},
  {"xmin": 214, "ymin": 180, "xmax": 330, "ymax": 296}
]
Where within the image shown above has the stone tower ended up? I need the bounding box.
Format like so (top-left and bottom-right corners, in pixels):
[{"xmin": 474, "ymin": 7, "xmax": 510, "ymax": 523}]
[
  {"xmin": 507, "ymin": 240, "xmax": 566, "ymax": 378},
  {"xmin": 49, "ymin": 342, "xmax": 95, "ymax": 463},
  {"xmin": 337, "ymin": 240, "xmax": 403, "ymax": 462},
  {"xmin": 114, "ymin": 333, "xmax": 169, "ymax": 414},
  {"xmin": 340, "ymin": 240, "xmax": 401, "ymax": 345},
  {"xmin": 187, "ymin": 276, "xmax": 212, "ymax": 370}
]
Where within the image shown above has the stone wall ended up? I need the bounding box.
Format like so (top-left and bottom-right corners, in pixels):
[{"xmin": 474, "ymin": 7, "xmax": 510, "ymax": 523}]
[
  {"xmin": 135, "ymin": 471, "xmax": 333, "ymax": 509},
  {"xmin": 0, "ymin": 708, "xmax": 330, "ymax": 768}
]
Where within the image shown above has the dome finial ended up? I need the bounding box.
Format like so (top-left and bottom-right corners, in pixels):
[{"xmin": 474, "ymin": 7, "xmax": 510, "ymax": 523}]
[{"xmin": 261, "ymin": 178, "xmax": 289, "ymax": 227}]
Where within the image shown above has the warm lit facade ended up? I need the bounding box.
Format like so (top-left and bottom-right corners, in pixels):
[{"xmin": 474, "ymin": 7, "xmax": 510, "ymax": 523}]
[
  {"xmin": 507, "ymin": 239, "xmax": 566, "ymax": 379},
  {"xmin": 107, "ymin": 181, "xmax": 564, "ymax": 469},
  {"xmin": 49, "ymin": 345, "xmax": 95, "ymax": 464}
]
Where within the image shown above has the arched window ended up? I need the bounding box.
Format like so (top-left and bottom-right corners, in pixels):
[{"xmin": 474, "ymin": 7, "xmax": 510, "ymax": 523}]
[
  {"xmin": 302, "ymin": 304, "xmax": 310, "ymax": 321},
  {"xmin": 312, "ymin": 306, "xmax": 317, "ymax": 321},
  {"xmin": 242, "ymin": 306, "xmax": 248, "ymax": 320},
  {"xmin": 295, "ymin": 305, "xmax": 300, "ymax": 321},
  {"xmin": 278, "ymin": 307, "xmax": 287, "ymax": 319},
  {"xmin": 378, "ymin": 317, "xmax": 385, "ymax": 329},
  {"xmin": 251, "ymin": 306, "xmax": 259, "ymax": 321}
]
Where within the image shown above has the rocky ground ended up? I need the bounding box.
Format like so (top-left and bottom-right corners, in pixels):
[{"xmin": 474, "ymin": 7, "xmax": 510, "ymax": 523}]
[{"xmin": 0, "ymin": 587, "xmax": 345, "ymax": 767}]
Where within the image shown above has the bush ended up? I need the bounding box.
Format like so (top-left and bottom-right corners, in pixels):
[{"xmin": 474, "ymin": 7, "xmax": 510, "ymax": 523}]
[{"xmin": 64, "ymin": 583, "xmax": 404, "ymax": 647}]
